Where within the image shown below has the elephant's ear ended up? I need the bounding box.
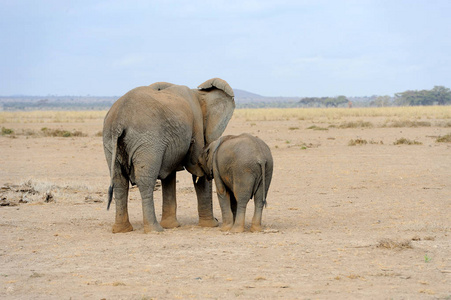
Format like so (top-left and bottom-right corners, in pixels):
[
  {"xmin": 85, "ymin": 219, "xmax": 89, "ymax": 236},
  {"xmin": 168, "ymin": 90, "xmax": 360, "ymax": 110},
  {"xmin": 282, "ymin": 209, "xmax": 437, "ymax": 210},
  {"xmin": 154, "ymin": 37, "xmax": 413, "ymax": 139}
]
[
  {"xmin": 197, "ymin": 78, "xmax": 235, "ymax": 144},
  {"xmin": 198, "ymin": 78, "xmax": 234, "ymax": 97},
  {"xmin": 149, "ymin": 82, "xmax": 174, "ymax": 91}
]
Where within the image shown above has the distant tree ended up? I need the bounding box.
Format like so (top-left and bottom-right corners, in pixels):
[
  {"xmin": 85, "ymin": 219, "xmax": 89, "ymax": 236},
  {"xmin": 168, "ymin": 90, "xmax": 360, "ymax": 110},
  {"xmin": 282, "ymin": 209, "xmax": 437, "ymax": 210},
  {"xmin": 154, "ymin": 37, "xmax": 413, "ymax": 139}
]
[
  {"xmin": 370, "ymin": 95, "xmax": 392, "ymax": 107},
  {"xmin": 322, "ymin": 97, "xmax": 336, "ymax": 107},
  {"xmin": 395, "ymin": 86, "xmax": 451, "ymax": 106},
  {"xmin": 299, "ymin": 97, "xmax": 317, "ymax": 106},
  {"xmin": 430, "ymin": 86, "xmax": 451, "ymax": 105},
  {"xmin": 335, "ymin": 95, "xmax": 349, "ymax": 106},
  {"xmin": 299, "ymin": 96, "xmax": 349, "ymax": 107}
]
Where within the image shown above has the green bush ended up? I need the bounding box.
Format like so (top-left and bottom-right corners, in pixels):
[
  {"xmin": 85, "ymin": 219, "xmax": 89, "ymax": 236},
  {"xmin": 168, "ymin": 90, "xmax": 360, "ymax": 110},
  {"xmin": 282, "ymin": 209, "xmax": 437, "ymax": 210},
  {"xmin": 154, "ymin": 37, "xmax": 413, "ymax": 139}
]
[{"xmin": 1, "ymin": 127, "xmax": 14, "ymax": 135}]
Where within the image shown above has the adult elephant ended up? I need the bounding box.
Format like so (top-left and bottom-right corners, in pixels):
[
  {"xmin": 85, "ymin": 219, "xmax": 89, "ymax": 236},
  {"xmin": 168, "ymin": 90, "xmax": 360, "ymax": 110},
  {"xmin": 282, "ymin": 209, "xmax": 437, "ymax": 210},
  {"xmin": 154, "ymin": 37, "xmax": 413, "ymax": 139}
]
[{"xmin": 103, "ymin": 78, "xmax": 235, "ymax": 233}]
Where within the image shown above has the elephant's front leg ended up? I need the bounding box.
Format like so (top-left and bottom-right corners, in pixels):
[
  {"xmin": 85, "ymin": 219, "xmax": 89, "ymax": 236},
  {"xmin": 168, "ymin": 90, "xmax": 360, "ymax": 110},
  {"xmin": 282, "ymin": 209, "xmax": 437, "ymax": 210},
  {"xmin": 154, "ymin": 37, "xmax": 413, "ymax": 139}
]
[
  {"xmin": 160, "ymin": 172, "xmax": 181, "ymax": 229},
  {"xmin": 193, "ymin": 175, "xmax": 218, "ymax": 227},
  {"xmin": 112, "ymin": 171, "xmax": 133, "ymax": 233}
]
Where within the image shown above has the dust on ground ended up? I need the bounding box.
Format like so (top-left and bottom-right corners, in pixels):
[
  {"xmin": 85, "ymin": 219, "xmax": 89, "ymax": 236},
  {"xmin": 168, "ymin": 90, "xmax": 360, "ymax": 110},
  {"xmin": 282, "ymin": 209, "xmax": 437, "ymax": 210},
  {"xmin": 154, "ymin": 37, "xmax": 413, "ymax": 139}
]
[{"xmin": 1, "ymin": 113, "xmax": 450, "ymax": 299}]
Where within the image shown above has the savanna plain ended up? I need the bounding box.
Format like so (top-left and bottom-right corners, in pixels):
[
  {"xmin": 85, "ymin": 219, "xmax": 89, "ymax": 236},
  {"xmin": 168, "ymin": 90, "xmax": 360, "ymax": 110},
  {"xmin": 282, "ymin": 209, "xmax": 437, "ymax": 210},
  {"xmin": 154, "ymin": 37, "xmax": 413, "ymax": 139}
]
[{"xmin": 1, "ymin": 106, "xmax": 450, "ymax": 299}]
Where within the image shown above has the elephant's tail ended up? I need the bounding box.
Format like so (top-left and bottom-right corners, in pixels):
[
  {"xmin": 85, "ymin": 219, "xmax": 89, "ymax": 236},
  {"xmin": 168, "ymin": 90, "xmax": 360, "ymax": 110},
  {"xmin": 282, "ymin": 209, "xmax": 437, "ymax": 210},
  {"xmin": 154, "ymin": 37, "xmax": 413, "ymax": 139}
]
[
  {"xmin": 260, "ymin": 161, "xmax": 267, "ymax": 208},
  {"xmin": 107, "ymin": 185, "xmax": 113, "ymax": 210},
  {"xmin": 107, "ymin": 131, "xmax": 120, "ymax": 211}
]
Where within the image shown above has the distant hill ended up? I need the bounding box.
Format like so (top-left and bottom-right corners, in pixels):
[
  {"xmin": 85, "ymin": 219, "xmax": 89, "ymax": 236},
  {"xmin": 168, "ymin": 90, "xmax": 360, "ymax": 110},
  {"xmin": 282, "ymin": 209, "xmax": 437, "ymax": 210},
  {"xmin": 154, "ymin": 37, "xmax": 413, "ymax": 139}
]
[
  {"xmin": 234, "ymin": 89, "xmax": 264, "ymax": 99},
  {"xmin": 233, "ymin": 89, "xmax": 266, "ymax": 101},
  {"xmin": 234, "ymin": 89, "xmax": 299, "ymax": 104}
]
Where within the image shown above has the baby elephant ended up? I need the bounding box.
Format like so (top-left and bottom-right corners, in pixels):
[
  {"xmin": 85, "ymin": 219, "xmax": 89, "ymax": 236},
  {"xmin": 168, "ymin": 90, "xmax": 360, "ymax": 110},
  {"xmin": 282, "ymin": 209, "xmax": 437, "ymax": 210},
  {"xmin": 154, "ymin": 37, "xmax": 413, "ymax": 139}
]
[{"xmin": 199, "ymin": 133, "xmax": 273, "ymax": 233}]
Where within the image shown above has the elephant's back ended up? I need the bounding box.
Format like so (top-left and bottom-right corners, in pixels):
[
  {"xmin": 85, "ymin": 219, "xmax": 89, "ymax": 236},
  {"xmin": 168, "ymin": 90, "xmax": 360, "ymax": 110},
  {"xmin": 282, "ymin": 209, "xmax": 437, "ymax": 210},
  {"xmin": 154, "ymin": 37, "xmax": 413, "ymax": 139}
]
[{"xmin": 107, "ymin": 86, "xmax": 194, "ymax": 132}]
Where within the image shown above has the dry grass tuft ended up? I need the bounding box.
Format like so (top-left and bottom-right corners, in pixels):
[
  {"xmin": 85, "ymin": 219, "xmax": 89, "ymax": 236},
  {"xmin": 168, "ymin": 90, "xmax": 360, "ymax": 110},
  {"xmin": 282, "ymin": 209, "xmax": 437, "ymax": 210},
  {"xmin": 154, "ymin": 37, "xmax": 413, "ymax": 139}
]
[
  {"xmin": 40, "ymin": 127, "xmax": 87, "ymax": 137},
  {"xmin": 377, "ymin": 238, "xmax": 412, "ymax": 249},
  {"xmin": 339, "ymin": 120, "xmax": 373, "ymax": 128},
  {"xmin": 384, "ymin": 120, "xmax": 432, "ymax": 128},
  {"xmin": 307, "ymin": 125, "xmax": 328, "ymax": 131},
  {"xmin": 348, "ymin": 139, "xmax": 368, "ymax": 146},
  {"xmin": 1, "ymin": 127, "xmax": 89, "ymax": 138},
  {"xmin": 393, "ymin": 138, "xmax": 422, "ymax": 145},
  {"xmin": 436, "ymin": 133, "xmax": 451, "ymax": 143}
]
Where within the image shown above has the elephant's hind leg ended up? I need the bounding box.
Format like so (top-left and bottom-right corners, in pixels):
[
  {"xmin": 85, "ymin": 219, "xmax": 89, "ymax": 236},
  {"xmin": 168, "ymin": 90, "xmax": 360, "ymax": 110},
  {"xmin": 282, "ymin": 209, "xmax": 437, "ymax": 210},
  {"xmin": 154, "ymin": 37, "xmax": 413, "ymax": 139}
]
[
  {"xmin": 135, "ymin": 160, "xmax": 164, "ymax": 233},
  {"xmin": 250, "ymin": 185, "xmax": 265, "ymax": 232},
  {"xmin": 230, "ymin": 196, "xmax": 248, "ymax": 233},
  {"xmin": 160, "ymin": 172, "xmax": 181, "ymax": 229},
  {"xmin": 132, "ymin": 150, "xmax": 164, "ymax": 233},
  {"xmin": 230, "ymin": 178, "xmax": 253, "ymax": 233},
  {"xmin": 137, "ymin": 179, "xmax": 164, "ymax": 233},
  {"xmin": 112, "ymin": 172, "xmax": 133, "ymax": 233}
]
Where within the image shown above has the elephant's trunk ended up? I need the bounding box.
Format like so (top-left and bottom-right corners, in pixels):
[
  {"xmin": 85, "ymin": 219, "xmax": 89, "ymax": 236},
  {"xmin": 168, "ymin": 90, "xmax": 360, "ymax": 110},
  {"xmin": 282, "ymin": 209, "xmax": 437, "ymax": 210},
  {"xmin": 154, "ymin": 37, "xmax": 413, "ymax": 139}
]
[
  {"xmin": 184, "ymin": 137, "xmax": 206, "ymax": 177},
  {"xmin": 185, "ymin": 160, "xmax": 205, "ymax": 177}
]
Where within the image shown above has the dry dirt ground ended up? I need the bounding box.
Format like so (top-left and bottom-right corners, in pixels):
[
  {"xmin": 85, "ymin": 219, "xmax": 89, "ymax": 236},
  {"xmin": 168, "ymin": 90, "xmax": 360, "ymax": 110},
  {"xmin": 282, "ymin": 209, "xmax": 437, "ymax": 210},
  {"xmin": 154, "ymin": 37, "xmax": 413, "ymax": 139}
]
[{"xmin": 1, "ymin": 112, "xmax": 450, "ymax": 299}]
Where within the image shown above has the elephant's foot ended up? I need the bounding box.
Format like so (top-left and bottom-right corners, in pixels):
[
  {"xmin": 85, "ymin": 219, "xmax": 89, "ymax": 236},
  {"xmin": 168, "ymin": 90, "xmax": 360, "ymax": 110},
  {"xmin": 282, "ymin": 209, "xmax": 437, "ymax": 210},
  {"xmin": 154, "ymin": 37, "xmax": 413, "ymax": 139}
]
[
  {"xmin": 250, "ymin": 224, "xmax": 263, "ymax": 232},
  {"xmin": 198, "ymin": 218, "xmax": 219, "ymax": 228},
  {"xmin": 230, "ymin": 225, "xmax": 245, "ymax": 233},
  {"xmin": 220, "ymin": 223, "xmax": 233, "ymax": 232},
  {"xmin": 160, "ymin": 217, "xmax": 181, "ymax": 229},
  {"xmin": 112, "ymin": 221, "xmax": 133, "ymax": 233},
  {"xmin": 143, "ymin": 222, "xmax": 164, "ymax": 233}
]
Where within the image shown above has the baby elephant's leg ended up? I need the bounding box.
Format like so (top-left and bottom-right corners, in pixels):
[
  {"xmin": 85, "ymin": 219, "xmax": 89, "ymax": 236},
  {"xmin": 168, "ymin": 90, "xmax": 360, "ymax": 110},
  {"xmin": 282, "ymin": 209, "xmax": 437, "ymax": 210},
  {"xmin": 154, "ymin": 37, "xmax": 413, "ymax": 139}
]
[
  {"xmin": 215, "ymin": 178, "xmax": 234, "ymax": 231},
  {"xmin": 230, "ymin": 178, "xmax": 254, "ymax": 233},
  {"xmin": 217, "ymin": 191, "xmax": 234, "ymax": 231},
  {"xmin": 230, "ymin": 196, "xmax": 249, "ymax": 233},
  {"xmin": 250, "ymin": 189, "xmax": 265, "ymax": 232}
]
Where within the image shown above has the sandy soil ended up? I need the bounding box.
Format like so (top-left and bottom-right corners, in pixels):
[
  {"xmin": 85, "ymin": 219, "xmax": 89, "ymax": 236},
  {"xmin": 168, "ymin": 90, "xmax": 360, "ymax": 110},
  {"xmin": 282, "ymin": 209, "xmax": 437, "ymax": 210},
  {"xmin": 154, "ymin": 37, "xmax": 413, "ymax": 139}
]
[{"xmin": 0, "ymin": 114, "xmax": 450, "ymax": 299}]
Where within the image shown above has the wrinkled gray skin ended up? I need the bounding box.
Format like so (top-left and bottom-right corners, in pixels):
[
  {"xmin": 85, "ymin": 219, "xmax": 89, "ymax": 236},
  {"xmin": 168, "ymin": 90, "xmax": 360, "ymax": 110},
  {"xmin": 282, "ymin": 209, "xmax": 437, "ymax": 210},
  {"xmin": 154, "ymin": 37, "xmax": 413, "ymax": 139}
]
[
  {"xmin": 103, "ymin": 78, "xmax": 235, "ymax": 233},
  {"xmin": 198, "ymin": 133, "xmax": 273, "ymax": 232}
]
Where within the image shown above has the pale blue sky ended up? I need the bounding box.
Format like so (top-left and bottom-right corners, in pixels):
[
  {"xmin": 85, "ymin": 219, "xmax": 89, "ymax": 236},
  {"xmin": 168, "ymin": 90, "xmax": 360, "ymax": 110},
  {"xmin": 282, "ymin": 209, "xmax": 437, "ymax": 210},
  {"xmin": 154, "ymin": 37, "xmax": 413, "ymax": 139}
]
[{"xmin": 1, "ymin": 0, "xmax": 450, "ymax": 97}]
